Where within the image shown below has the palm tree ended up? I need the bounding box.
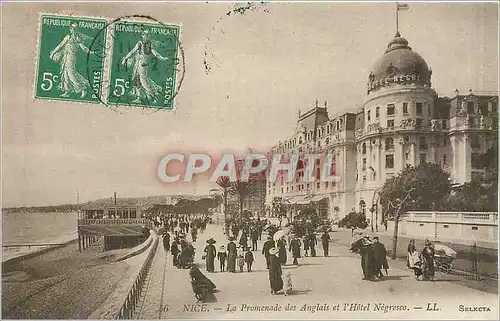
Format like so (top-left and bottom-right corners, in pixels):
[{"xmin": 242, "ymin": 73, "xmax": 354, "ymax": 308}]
[
  {"xmin": 216, "ymin": 177, "xmax": 231, "ymax": 234},
  {"xmin": 229, "ymin": 179, "xmax": 256, "ymax": 219}
]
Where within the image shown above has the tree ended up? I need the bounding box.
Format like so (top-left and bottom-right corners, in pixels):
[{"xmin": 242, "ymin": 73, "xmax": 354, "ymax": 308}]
[
  {"xmin": 338, "ymin": 211, "xmax": 368, "ymax": 236},
  {"xmin": 271, "ymin": 197, "xmax": 288, "ymax": 226},
  {"xmin": 379, "ymin": 163, "xmax": 451, "ymax": 259},
  {"xmin": 442, "ymin": 145, "xmax": 498, "ymax": 212},
  {"xmin": 217, "ymin": 176, "xmax": 231, "ymax": 234},
  {"xmin": 295, "ymin": 207, "xmax": 322, "ymax": 234},
  {"xmin": 229, "ymin": 179, "xmax": 256, "ymax": 219}
]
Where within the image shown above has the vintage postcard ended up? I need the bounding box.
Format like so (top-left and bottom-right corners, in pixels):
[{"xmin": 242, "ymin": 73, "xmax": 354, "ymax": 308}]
[{"xmin": 2, "ymin": 1, "xmax": 499, "ymax": 321}]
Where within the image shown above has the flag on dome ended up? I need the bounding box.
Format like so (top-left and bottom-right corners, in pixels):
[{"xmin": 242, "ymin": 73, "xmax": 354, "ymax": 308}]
[{"xmin": 397, "ymin": 3, "xmax": 410, "ymax": 11}]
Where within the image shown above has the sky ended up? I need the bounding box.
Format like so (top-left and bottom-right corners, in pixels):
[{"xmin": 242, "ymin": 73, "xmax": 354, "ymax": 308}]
[{"xmin": 1, "ymin": 2, "xmax": 498, "ymax": 207}]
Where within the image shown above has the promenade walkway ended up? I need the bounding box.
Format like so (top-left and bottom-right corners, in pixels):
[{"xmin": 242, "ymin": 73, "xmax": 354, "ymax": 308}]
[{"xmin": 132, "ymin": 224, "xmax": 498, "ymax": 319}]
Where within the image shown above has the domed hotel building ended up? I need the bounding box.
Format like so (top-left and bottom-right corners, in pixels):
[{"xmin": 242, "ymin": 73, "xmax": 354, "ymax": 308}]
[{"xmin": 266, "ymin": 31, "xmax": 498, "ymax": 223}]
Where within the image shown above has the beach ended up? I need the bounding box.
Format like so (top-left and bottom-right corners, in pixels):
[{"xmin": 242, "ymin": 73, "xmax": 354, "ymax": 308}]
[
  {"xmin": 2, "ymin": 238, "xmax": 131, "ymax": 319},
  {"xmin": 1, "ymin": 212, "xmax": 132, "ymax": 319}
]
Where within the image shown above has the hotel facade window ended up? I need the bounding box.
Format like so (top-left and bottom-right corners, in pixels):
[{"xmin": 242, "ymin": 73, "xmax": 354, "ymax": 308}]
[
  {"xmin": 376, "ymin": 107, "xmax": 380, "ymax": 118},
  {"xmin": 385, "ymin": 138, "xmax": 394, "ymax": 150},
  {"xmin": 420, "ymin": 153, "xmax": 427, "ymax": 164},
  {"xmin": 419, "ymin": 136, "xmax": 427, "ymax": 150},
  {"xmin": 467, "ymin": 102, "xmax": 474, "ymax": 113},
  {"xmin": 416, "ymin": 102, "xmax": 423, "ymax": 115},
  {"xmin": 367, "ymin": 110, "xmax": 371, "ymax": 121},
  {"xmin": 403, "ymin": 102, "xmax": 408, "ymax": 114},
  {"xmin": 387, "ymin": 119, "xmax": 394, "ymax": 128},
  {"xmin": 387, "ymin": 104, "xmax": 395, "ymax": 116},
  {"xmin": 385, "ymin": 154, "xmax": 394, "ymax": 169}
]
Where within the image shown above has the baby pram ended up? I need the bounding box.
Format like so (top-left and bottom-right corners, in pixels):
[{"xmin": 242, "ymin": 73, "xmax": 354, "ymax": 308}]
[{"xmin": 433, "ymin": 244, "xmax": 457, "ymax": 274}]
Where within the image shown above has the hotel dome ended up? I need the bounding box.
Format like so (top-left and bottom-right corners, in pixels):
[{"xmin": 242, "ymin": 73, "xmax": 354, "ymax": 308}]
[{"xmin": 368, "ymin": 32, "xmax": 432, "ymax": 88}]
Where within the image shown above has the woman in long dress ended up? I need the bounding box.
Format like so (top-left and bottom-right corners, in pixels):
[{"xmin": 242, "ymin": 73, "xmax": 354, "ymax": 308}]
[
  {"xmin": 50, "ymin": 23, "xmax": 92, "ymax": 98},
  {"xmin": 421, "ymin": 240, "xmax": 436, "ymax": 281},
  {"xmin": 121, "ymin": 30, "xmax": 168, "ymax": 103},
  {"xmin": 277, "ymin": 238, "xmax": 287, "ymax": 266},
  {"xmin": 204, "ymin": 238, "xmax": 217, "ymax": 273},
  {"xmin": 227, "ymin": 237, "xmax": 237, "ymax": 273},
  {"xmin": 268, "ymin": 247, "xmax": 283, "ymax": 294}
]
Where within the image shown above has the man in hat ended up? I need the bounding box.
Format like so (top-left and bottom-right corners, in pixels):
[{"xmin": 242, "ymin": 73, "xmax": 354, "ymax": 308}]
[
  {"xmin": 204, "ymin": 238, "xmax": 217, "ymax": 273},
  {"xmin": 372, "ymin": 236, "xmax": 388, "ymax": 279},
  {"xmin": 262, "ymin": 235, "xmax": 275, "ymax": 269},
  {"xmin": 163, "ymin": 231, "xmax": 171, "ymax": 252},
  {"xmin": 171, "ymin": 237, "xmax": 180, "ymax": 267},
  {"xmin": 289, "ymin": 234, "xmax": 302, "ymax": 265},
  {"xmin": 320, "ymin": 230, "xmax": 331, "ymax": 257},
  {"xmin": 250, "ymin": 227, "xmax": 259, "ymax": 251}
]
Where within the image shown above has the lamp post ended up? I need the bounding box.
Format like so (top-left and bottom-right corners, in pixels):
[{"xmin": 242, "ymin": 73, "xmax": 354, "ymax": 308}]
[
  {"xmin": 371, "ymin": 188, "xmax": 380, "ymax": 233},
  {"xmin": 370, "ymin": 206, "xmax": 375, "ymax": 232}
]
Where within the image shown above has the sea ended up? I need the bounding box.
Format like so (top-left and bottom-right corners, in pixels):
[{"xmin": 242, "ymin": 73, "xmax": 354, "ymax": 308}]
[{"xmin": 2, "ymin": 212, "xmax": 78, "ymax": 262}]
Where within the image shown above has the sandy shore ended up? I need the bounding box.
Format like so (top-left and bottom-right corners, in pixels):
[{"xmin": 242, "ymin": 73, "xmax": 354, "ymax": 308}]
[{"xmin": 2, "ymin": 239, "xmax": 130, "ymax": 319}]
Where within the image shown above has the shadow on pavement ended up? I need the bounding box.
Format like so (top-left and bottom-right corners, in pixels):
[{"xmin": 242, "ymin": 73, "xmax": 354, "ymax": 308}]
[
  {"xmin": 377, "ymin": 275, "xmax": 409, "ymax": 281},
  {"xmin": 292, "ymin": 289, "xmax": 313, "ymax": 295},
  {"xmin": 431, "ymin": 279, "xmax": 462, "ymax": 283},
  {"xmin": 205, "ymin": 292, "xmax": 218, "ymax": 303},
  {"xmin": 296, "ymin": 263, "xmax": 323, "ymax": 267}
]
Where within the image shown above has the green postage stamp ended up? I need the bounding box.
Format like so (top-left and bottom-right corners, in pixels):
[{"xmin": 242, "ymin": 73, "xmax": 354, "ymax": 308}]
[
  {"xmin": 107, "ymin": 21, "xmax": 180, "ymax": 109},
  {"xmin": 35, "ymin": 14, "xmax": 107, "ymax": 103}
]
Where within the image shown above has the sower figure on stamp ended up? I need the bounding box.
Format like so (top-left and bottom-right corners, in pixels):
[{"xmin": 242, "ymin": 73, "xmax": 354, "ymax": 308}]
[
  {"xmin": 121, "ymin": 29, "xmax": 168, "ymax": 103},
  {"xmin": 50, "ymin": 23, "xmax": 93, "ymax": 98}
]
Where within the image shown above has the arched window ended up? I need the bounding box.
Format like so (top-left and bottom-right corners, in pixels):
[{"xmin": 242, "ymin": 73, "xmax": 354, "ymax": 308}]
[
  {"xmin": 385, "ymin": 138, "xmax": 394, "ymax": 150},
  {"xmin": 326, "ymin": 138, "xmax": 330, "ymax": 145},
  {"xmin": 362, "ymin": 143, "xmax": 366, "ymax": 155}
]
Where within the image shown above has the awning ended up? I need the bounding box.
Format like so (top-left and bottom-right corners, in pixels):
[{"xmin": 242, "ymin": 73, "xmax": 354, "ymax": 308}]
[
  {"xmin": 311, "ymin": 195, "xmax": 328, "ymax": 202},
  {"xmin": 285, "ymin": 196, "xmax": 310, "ymax": 205},
  {"xmin": 285, "ymin": 196, "xmax": 300, "ymax": 204},
  {"xmin": 296, "ymin": 197, "xmax": 311, "ymax": 205}
]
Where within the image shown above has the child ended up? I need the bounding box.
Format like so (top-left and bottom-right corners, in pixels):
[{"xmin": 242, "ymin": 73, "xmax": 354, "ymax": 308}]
[
  {"xmin": 237, "ymin": 253, "xmax": 245, "ymax": 272},
  {"xmin": 284, "ymin": 272, "xmax": 293, "ymax": 296},
  {"xmin": 244, "ymin": 247, "xmax": 255, "ymax": 272},
  {"xmin": 217, "ymin": 245, "xmax": 227, "ymax": 272}
]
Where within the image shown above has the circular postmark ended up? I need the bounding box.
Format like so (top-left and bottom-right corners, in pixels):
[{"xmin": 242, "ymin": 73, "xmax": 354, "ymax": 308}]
[{"xmin": 86, "ymin": 15, "xmax": 185, "ymax": 112}]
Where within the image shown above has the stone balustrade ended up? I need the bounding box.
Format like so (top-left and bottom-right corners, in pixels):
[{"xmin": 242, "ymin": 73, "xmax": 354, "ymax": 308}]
[
  {"xmin": 78, "ymin": 218, "xmax": 150, "ymax": 226},
  {"xmin": 403, "ymin": 211, "xmax": 498, "ymax": 225}
]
